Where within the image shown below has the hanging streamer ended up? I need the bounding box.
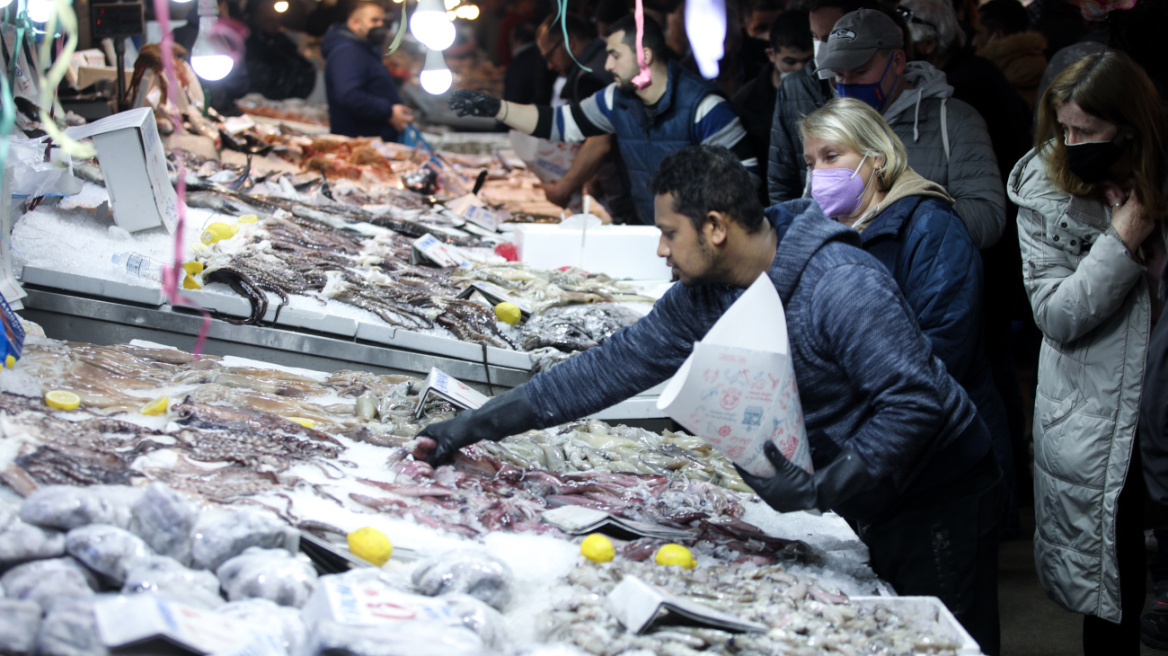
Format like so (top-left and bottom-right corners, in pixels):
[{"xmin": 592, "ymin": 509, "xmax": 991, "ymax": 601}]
[
  {"xmin": 385, "ymin": 0, "xmax": 409, "ymax": 55},
  {"xmin": 630, "ymin": 0, "xmax": 651, "ymax": 89},
  {"xmin": 150, "ymin": 0, "xmax": 212, "ymax": 357},
  {"xmin": 557, "ymin": 0, "xmax": 592, "ymax": 74},
  {"xmin": 35, "ymin": 0, "xmax": 95, "ymax": 158}
]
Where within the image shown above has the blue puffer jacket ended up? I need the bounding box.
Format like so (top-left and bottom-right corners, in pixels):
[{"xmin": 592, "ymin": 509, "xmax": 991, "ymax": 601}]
[
  {"xmin": 524, "ymin": 198, "xmax": 991, "ymax": 524},
  {"xmin": 322, "ymin": 24, "xmax": 405, "ymax": 142},
  {"xmin": 609, "ymin": 60, "xmax": 723, "ymax": 224},
  {"xmin": 853, "ymin": 180, "xmax": 1011, "ymax": 463}
]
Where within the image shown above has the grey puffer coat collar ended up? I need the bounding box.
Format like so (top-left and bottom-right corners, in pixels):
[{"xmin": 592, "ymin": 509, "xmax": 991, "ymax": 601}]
[{"xmin": 1008, "ymin": 145, "xmax": 1162, "ymax": 622}]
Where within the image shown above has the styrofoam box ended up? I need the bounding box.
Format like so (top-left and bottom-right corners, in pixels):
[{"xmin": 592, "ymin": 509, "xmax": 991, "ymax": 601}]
[
  {"xmin": 850, "ymin": 596, "xmax": 982, "ymax": 655},
  {"xmin": 513, "ymin": 224, "xmax": 671, "ymax": 281}
]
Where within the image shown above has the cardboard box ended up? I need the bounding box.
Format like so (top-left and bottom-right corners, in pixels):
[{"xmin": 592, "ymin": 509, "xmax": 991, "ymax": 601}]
[
  {"xmin": 512, "ymin": 223, "xmax": 670, "ymax": 281},
  {"xmin": 64, "ymin": 107, "xmax": 178, "ymax": 234}
]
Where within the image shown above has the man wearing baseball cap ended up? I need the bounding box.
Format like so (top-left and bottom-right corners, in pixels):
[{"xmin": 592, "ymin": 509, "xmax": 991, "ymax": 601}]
[{"xmin": 768, "ymin": 8, "xmax": 1006, "ymax": 251}]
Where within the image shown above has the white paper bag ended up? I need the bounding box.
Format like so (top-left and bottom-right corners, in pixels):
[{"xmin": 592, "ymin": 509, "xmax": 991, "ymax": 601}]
[{"xmin": 657, "ymin": 273, "xmax": 810, "ymax": 476}]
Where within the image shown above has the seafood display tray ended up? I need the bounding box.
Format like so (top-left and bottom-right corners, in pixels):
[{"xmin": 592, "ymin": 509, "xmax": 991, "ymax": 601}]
[
  {"xmin": 16, "ymin": 286, "xmax": 670, "ymax": 423},
  {"xmin": 850, "ymin": 596, "xmax": 983, "ymax": 655}
]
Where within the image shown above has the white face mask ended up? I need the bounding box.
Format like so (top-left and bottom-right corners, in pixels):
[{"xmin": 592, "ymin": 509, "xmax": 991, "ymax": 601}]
[{"xmin": 813, "ymin": 39, "xmax": 823, "ymax": 61}]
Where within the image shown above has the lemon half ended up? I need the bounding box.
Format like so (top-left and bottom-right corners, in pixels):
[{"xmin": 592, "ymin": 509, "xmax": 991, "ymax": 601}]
[
  {"xmin": 286, "ymin": 416, "xmax": 316, "ymax": 429},
  {"xmin": 655, "ymin": 543, "xmax": 696, "ymax": 569},
  {"xmin": 348, "ymin": 526, "xmax": 393, "ymax": 566},
  {"xmin": 45, "ymin": 390, "xmax": 81, "ymax": 411},
  {"xmin": 581, "ymin": 533, "xmax": 615, "ymax": 563},
  {"xmin": 141, "ymin": 396, "xmax": 169, "ymax": 416},
  {"xmin": 494, "ymin": 302, "xmax": 522, "ymax": 326}
]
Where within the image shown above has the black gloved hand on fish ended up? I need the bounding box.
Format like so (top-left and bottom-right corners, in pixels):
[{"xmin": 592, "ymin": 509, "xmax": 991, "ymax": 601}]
[
  {"xmin": 735, "ymin": 442, "xmax": 876, "ymax": 513},
  {"xmin": 416, "ymin": 386, "xmax": 539, "ymax": 467},
  {"xmin": 448, "ymin": 89, "xmax": 502, "ymax": 118}
]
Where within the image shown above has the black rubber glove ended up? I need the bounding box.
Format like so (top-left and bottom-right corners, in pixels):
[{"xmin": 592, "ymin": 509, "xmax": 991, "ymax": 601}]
[
  {"xmin": 419, "ymin": 386, "xmax": 538, "ymax": 466},
  {"xmin": 735, "ymin": 442, "xmax": 876, "ymax": 513},
  {"xmin": 448, "ymin": 89, "xmax": 502, "ymax": 118}
]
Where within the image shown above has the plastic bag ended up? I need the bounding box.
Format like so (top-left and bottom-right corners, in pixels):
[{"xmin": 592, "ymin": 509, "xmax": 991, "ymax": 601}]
[
  {"xmin": 20, "ymin": 485, "xmax": 143, "ymax": 531},
  {"xmin": 36, "ymin": 597, "xmax": 108, "ymax": 656},
  {"xmin": 217, "ymin": 547, "xmax": 317, "ymax": 608},
  {"xmin": 219, "ymin": 598, "xmax": 309, "ymax": 656},
  {"xmin": 65, "ymin": 524, "xmax": 152, "ymax": 585},
  {"xmin": 0, "ymin": 598, "xmax": 42, "ymax": 655},
  {"xmin": 190, "ymin": 508, "xmax": 298, "ymax": 572},
  {"xmin": 301, "ymin": 619, "xmax": 489, "ymax": 656},
  {"xmin": 9, "ymin": 137, "xmax": 83, "ymax": 199},
  {"xmin": 0, "ymin": 515, "xmax": 66, "ymax": 565},
  {"xmin": 122, "ymin": 555, "xmax": 224, "ymax": 609},
  {"xmin": 1, "ymin": 558, "xmax": 99, "ymax": 609},
  {"xmin": 128, "ymin": 482, "xmax": 199, "ymax": 565},
  {"xmin": 411, "ymin": 550, "xmax": 513, "ymax": 611}
]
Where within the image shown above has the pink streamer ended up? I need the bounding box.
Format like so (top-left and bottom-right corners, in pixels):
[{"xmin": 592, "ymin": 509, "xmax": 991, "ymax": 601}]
[
  {"xmin": 630, "ymin": 0, "xmax": 652, "ymax": 89},
  {"xmin": 149, "ymin": 0, "xmax": 212, "ymax": 358}
]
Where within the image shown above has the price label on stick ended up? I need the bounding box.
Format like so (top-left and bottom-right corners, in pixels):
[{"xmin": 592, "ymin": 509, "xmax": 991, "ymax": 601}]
[{"xmin": 414, "ymin": 368, "xmax": 489, "ymax": 418}]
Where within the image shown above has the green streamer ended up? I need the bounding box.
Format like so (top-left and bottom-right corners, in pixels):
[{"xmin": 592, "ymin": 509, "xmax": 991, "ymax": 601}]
[
  {"xmin": 559, "ymin": 0, "xmax": 592, "ymax": 73},
  {"xmin": 386, "ymin": 0, "xmax": 409, "ymax": 55}
]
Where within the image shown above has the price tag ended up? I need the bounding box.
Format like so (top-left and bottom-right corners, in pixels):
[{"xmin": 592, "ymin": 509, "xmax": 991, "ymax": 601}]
[{"xmin": 411, "ymin": 234, "xmax": 469, "ymax": 268}]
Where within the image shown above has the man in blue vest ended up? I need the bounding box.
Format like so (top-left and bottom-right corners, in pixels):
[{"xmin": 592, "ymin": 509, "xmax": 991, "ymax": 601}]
[{"xmin": 449, "ymin": 14, "xmax": 758, "ymax": 225}]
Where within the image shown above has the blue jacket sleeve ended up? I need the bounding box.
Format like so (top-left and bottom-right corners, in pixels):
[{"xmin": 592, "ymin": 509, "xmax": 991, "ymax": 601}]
[
  {"xmin": 326, "ymin": 44, "xmax": 399, "ymax": 122},
  {"xmin": 898, "ymin": 206, "xmax": 984, "ymax": 383},
  {"xmin": 524, "ymin": 285, "xmax": 729, "ymax": 427},
  {"xmin": 809, "ymin": 262, "xmax": 949, "ymax": 484}
]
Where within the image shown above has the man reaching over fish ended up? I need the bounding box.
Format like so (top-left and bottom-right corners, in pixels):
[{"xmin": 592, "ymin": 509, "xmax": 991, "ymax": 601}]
[{"xmin": 416, "ymin": 145, "xmax": 1002, "ymax": 656}]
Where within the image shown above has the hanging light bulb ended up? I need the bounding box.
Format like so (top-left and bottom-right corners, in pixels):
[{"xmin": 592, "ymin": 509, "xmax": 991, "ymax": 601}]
[
  {"xmin": 190, "ymin": 0, "xmax": 234, "ymax": 80},
  {"xmin": 273, "ymin": 0, "xmax": 289, "ymax": 11},
  {"xmin": 26, "ymin": 0, "xmax": 54, "ymax": 23},
  {"xmin": 419, "ymin": 47, "xmax": 452, "ymax": 94},
  {"xmin": 410, "ymin": 0, "xmax": 455, "ymax": 50},
  {"xmin": 0, "ymin": 0, "xmax": 13, "ymax": 9}
]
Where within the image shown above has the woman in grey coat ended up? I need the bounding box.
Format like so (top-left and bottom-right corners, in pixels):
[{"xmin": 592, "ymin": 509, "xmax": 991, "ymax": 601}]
[{"xmin": 1008, "ymin": 50, "xmax": 1167, "ymax": 655}]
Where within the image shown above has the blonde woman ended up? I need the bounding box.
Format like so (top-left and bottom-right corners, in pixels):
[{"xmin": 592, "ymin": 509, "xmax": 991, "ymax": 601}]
[
  {"xmin": 1008, "ymin": 50, "xmax": 1166, "ymax": 655},
  {"xmin": 800, "ymin": 97, "xmax": 1007, "ymax": 656}
]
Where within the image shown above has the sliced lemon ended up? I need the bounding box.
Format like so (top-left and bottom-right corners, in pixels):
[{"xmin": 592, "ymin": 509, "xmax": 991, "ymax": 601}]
[
  {"xmin": 286, "ymin": 416, "xmax": 316, "ymax": 429},
  {"xmin": 238, "ymin": 214, "xmax": 259, "ymax": 224},
  {"xmin": 182, "ymin": 261, "xmax": 205, "ymax": 275},
  {"xmin": 45, "ymin": 390, "xmax": 81, "ymax": 411},
  {"xmin": 655, "ymin": 543, "xmax": 696, "ymax": 569},
  {"xmin": 182, "ymin": 275, "xmax": 202, "ymax": 290},
  {"xmin": 201, "ymin": 222, "xmax": 239, "ymax": 245},
  {"xmin": 348, "ymin": 526, "xmax": 393, "ymax": 565},
  {"xmin": 581, "ymin": 533, "xmax": 615, "ymax": 563},
  {"xmin": 3, "ymin": 355, "xmax": 13, "ymax": 368},
  {"xmin": 494, "ymin": 302, "xmax": 522, "ymax": 326},
  {"xmin": 141, "ymin": 396, "xmax": 169, "ymax": 416}
]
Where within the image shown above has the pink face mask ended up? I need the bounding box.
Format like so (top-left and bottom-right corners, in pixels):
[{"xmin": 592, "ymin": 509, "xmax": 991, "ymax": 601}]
[{"xmin": 810, "ymin": 154, "xmax": 870, "ymax": 219}]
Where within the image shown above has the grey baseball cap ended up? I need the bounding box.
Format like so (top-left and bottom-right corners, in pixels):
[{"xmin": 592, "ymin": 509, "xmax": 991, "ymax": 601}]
[{"xmin": 815, "ymin": 9, "xmax": 904, "ymax": 73}]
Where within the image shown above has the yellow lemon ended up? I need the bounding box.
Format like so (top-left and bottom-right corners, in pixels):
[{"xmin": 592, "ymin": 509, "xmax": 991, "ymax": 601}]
[
  {"xmin": 201, "ymin": 222, "xmax": 238, "ymax": 245},
  {"xmin": 3, "ymin": 355, "xmax": 13, "ymax": 368},
  {"xmin": 286, "ymin": 416, "xmax": 316, "ymax": 429},
  {"xmin": 348, "ymin": 526, "xmax": 393, "ymax": 565},
  {"xmin": 141, "ymin": 396, "xmax": 169, "ymax": 416},
  {"xmin": 238, "ymin": 214, "xmax": 259, "ymax": 224},
  {"xmin": 654, "ymin": 543, "xmax": 696, "ymax": 569},
  {"xmin": 182, "ymin": 261, "xmax": 205, "ymax": 275},
  {"xmin": 45, "ymin": 390, "xmax": 81, "ymax": 411},
  {"xmin": 581, "ymin": 533, "xmax": 615, "ymax": 563},
  {"xmin": 494, "ymin": 302, "xmax": 522, "ymax": 326},
  {"xmin": 182, "ymin": 275, "xmax": 203, "ymax": 290}
]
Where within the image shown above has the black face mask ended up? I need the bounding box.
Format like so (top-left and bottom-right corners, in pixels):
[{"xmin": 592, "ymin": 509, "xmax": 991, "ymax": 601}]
[
  {"xmin": 1065, "ymin": 138, "xmax": 1124, "ymax": 184},
  {"xmin": 366, "ymin": 26, "xmax": 390, "ymax": 47}
]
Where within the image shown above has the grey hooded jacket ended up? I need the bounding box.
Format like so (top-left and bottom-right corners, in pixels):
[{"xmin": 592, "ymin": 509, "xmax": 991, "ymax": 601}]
[
  {"xmin": 1009, "ymin": 145, "xmax": 1161, "ymax": 623},
  {"xmin": 768, "ymin": 61, "xmax": 1006, "ymax": 249}
]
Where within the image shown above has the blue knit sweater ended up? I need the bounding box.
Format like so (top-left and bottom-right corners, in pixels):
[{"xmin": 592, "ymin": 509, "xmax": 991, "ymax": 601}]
[{"xmin": 524, "ymin": 199, "xmax": 991, "ymax": 523}]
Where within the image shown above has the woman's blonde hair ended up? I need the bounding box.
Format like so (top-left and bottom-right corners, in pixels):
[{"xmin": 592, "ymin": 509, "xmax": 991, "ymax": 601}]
[
  {"xmin": 799, "ymin": 98, "xmax": 909, "ymax": 191},
  {"xmin": 1036, "ymin": 50, "xmax": 1166, "ymax": 217}
]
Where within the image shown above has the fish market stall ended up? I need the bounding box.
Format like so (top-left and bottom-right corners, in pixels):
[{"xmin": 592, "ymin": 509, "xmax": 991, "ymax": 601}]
[
  {"xmin": 12, "ymin": 125, "xmax": 674, "ymax": 421},
  {"xmin": 0, "ymin": 335, "xmax": 983, "ymax": 655}
]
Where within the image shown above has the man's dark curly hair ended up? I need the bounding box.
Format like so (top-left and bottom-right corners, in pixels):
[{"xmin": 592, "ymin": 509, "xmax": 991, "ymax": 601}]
[{"xmin": 649, "ymin": 146, "xmax": 765, "ymax": 234}]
